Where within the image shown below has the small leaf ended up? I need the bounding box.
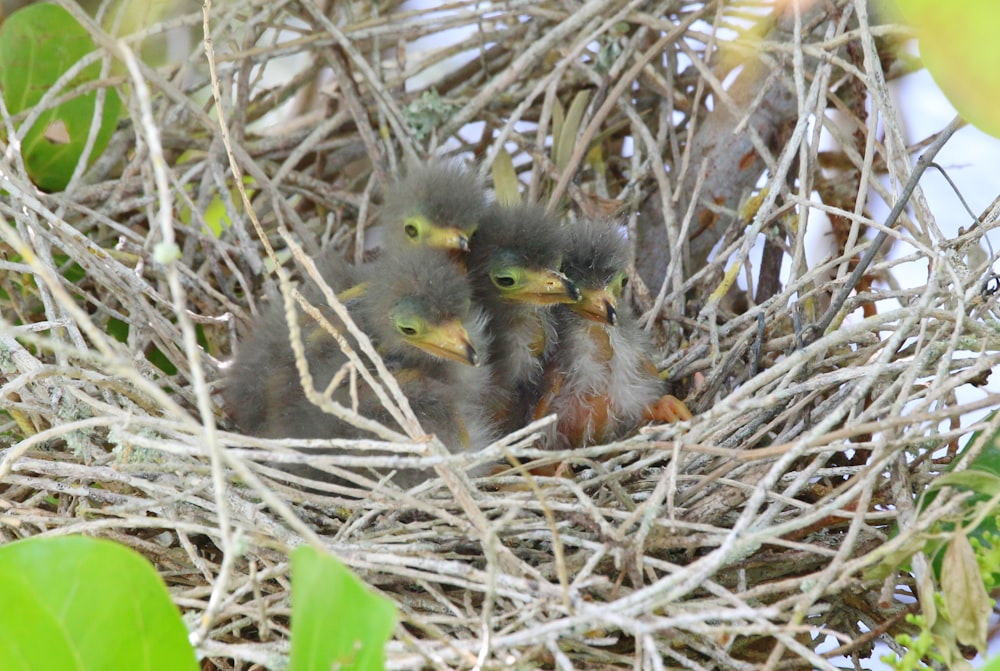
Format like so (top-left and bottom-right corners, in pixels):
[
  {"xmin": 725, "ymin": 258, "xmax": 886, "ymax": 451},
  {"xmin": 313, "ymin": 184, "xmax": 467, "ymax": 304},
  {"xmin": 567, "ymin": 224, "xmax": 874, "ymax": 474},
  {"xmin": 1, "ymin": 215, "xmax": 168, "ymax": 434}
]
[
  {"xmin": 289, "ymin": 545, "xmax": 397, "ymax": 671},
  {"xmin": 553, "ymin": 90, "xmax": 591, "ymax": 171},
  {"xmin": 178, "ymin": 175, "xmax": 255, "ymax": 237},
  {"xmin": 264, "ymin": 248, "xmax": 294, "ymax": 272},
  {"xmin": 145, "ymin": 344, "xmax": 178, "ymax": 376},
  {"xmin": 0, "ymin": 536, "xmax": 199, "ymax": 671},
  {"xmin": 941, "ymin": 533, "xmax": 990, "ymax": 652},
  {"xmin": 0, "ymin": 3, "xmax": 122, "ymax": 191},
  {"xmin": 928, "ymin": 614, "xmax": 976, "ymax": 671},
  {"xmin": 551, "ymin": 97, "xmax": 565, "ymax": 155},
  {"xmin": 913, "ymin": 552, "xmax": 937, "ymax": 628},
  {"xmin": 585, "ymin": 143, "xmax": 605, "ymax": 174},
  {"xmin": 203, "ymin": 194, "xmax": 232, "ymax": 237},
  {"xmin": 492, "ymin": 149, "xmax": 521, "ymax": 206}
]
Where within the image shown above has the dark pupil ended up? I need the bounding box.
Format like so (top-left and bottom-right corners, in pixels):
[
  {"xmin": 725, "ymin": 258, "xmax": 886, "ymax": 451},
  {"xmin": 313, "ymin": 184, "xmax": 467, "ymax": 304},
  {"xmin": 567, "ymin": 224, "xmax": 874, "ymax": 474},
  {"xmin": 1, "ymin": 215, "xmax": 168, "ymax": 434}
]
[
  {"xmin": 404, "ymin": 224, "xmax": 419, "ymax": 238},
  {"xmin": 400, "ymin": 326, "xmax": 417, "ymax": 336},
  {"xmin": 621, "ymin": 275, "xmax": 629, "ymax": 287},
  {"xmin": 495, "ymin": 275, "xmax": 515, "ymax": 288}
]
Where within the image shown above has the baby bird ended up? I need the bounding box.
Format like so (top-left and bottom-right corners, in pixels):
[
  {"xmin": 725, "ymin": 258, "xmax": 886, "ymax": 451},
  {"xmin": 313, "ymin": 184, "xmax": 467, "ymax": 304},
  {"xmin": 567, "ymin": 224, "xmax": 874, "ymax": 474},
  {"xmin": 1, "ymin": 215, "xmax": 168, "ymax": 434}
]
[
  {"xmin": 379, "ymin": 161, "xmax": 489, "ymax": 254},
  {"xmin": 466, "ymin": 203, "xmax": 581, "ymax": 432},
  {"xmin": 532, "ymin": 218, "xmax": 691, "ymax": 450},
  {"xmin": 328, "ymin": 161, "xmax": 488, "ymax": 301},
  {"xmin": 222, "ymin": 245, "xmax": 495, "ymax": 487}
]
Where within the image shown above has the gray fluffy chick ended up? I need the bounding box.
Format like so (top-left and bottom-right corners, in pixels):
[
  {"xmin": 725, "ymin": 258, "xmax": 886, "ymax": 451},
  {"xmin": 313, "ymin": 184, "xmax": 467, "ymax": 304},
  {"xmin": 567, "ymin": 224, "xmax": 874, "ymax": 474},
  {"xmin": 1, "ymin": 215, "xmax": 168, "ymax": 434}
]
[{"xmin": 222, "ymin": 245, "xmax": 496, "ymax": 488}]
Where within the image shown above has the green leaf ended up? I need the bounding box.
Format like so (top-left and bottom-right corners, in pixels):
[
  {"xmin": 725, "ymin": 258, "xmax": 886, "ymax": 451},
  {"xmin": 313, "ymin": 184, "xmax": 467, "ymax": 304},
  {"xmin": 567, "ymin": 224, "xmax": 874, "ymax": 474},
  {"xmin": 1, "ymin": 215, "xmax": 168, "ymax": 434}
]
[
  {"xmin": 918, "ymin": 413, "xmax": 1000, "ymax": 579},
  {"xmin": 198, "ymin": 176, "xmax": 256, "ymax": 238},
  {"xmin": 0, "ymin": 3, "xmax": 122, "ymax": 191},
  {"xmin": 960, "ymin": 414, "xmax": 1000, "ymax": 475},
  {"xmin": 289, "ymin": 545, "xmax": 397, "ymax": 671},
  {"xmin": 203, "ymin": 194, "xmax": 232, "ymax": 237},
  {"xmin": 895, "ymin": 1, "xmax": 1000, "ymax": 138},
  {"xmin": 492, "ymin": 149, "xmax": 521, "ymax": 206},
  {"xmin": 145, "ymin": 344, "xmax": 178, "ymax": 375},
  {"xmin": 551, "ymin": 97, "xmax": 565, "ymax": 155},
  {"xmin": 929, "ymin": 470, "xmax": 1000, "ymax": 498},
  {"xmin": 981, "ymin": 652, "xmax": 1000, "ymax": 671},
  {"xmin": 553, "ymin": 90, "xmax": 590, "ymax": 171},
  {"xmin": 107, "ymin": 316, "xmax": 129, "ymax": 343},
  {"xmin": 0, "ymin": 536, "xmax": 199, "ymax": 671}
]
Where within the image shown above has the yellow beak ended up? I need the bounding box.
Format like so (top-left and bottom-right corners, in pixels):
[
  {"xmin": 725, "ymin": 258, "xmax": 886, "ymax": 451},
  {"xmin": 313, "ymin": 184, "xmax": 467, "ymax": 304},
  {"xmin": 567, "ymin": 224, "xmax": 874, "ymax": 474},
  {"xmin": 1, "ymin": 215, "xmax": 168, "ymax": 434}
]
[
  {"xmin": 412, "ymin": 319, "xmax": 480, "ymax": 366},
  {"xmin": 510, "ymin": 268, "xmax": 581, "ymax": 306},
  {"xmin": 571, "ymin": 286, "xmax": 618, "ymax": 325},
  {"xmin": 424, "ymin": 225, "xmax": 471, "ymax": 252}
]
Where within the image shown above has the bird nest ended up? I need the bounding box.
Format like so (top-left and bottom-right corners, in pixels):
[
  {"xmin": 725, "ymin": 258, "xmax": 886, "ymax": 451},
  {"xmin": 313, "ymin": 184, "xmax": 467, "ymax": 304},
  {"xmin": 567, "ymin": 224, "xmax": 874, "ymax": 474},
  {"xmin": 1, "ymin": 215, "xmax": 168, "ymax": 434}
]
[{"xmin": 3, "ymin": 1, "xmax": 1000, "ymax": 669}]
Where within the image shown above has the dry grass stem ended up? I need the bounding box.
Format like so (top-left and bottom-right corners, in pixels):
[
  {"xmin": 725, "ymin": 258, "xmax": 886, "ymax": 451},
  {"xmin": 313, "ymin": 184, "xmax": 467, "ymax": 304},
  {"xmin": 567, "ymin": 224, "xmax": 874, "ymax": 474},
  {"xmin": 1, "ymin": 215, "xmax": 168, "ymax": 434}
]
[{"xmin": 2, "ymin": 0, "xmax": 999, "ymax": 669}]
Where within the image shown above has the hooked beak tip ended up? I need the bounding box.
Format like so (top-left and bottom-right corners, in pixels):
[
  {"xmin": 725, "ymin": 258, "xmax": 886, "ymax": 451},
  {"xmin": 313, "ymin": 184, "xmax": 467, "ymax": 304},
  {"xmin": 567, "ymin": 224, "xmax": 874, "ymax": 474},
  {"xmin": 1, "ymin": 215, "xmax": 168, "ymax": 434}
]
[
  {"xmin": 564, "ymin": 278, "xmax": 581, "ymax": 302},
  {"xmin": 606, "ymin": 301, "xmax": 618, "ymax": 326}
]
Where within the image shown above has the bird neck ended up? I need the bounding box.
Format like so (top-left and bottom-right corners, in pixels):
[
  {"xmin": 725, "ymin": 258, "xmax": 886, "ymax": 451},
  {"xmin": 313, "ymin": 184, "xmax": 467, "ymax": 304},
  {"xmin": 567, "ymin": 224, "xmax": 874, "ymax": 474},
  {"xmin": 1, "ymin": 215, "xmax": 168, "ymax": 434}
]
[{"xmin": 583, "ymin": 321, "xmax": 615, "ymax": 363}]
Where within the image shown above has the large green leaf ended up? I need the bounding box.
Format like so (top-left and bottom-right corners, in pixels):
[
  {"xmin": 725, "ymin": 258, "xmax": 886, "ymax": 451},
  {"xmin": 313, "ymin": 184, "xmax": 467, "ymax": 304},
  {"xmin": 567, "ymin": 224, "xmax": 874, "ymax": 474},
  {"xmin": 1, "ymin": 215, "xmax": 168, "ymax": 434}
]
[
  {"xmin": 0, "ymin": 3, "xmax": 122, "ymax": 191},
  {"xmin": 0, "ymin": 536, "xmax": 199, "ymax": 671},
  {"xmin": 289, "ymin": 545, "xmax": 397, "ymax": 671},
  {"xmin": 895, "ymin": 1, "xmax": 1000, "ymax": 138}
]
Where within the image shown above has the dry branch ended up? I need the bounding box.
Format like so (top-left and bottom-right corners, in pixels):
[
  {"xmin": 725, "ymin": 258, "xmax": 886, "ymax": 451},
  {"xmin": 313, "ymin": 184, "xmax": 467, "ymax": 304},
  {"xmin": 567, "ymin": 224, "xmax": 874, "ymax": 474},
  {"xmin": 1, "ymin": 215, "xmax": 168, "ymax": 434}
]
[{"xmin": 2, "ymin": 0, "xmax": 1000, "ymax": 669}]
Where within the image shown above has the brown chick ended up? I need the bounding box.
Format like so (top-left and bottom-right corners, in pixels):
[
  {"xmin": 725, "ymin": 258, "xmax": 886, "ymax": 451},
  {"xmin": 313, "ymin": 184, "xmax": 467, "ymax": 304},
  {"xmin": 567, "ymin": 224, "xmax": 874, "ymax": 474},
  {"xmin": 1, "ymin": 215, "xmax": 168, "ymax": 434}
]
[
  {"xmin": 532, "ymin": 218, "xmax": 691, "ymax": 450},
  {"xmin": 465, "ymin": 203, "xmax": 581, "ymax": 433}
]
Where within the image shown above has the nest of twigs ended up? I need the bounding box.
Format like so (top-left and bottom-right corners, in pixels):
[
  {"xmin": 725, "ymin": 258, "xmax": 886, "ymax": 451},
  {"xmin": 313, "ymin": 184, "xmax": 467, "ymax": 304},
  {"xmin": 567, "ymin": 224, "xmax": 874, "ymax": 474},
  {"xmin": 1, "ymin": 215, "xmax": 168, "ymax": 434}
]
[{"xmin": 3, "ymin": 0, "xmax": 1000, "ymax": 669}]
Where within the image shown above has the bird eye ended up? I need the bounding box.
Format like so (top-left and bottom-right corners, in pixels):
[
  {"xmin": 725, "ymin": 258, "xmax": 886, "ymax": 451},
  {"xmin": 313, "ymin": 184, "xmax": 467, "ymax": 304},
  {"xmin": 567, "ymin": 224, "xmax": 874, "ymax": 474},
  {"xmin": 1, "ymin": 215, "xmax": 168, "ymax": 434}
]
[
  {"xmin": 620, "ymin": 275, "xmax": 629, "ymax": 288},
  {"xmin": 394, "ymin": 314, "xmax": 424, "ymax": 337},
  {"xmin": 403, "ymin": 215, "xmax": 425, "ymax": 240},
  {"xmin": 493, "ymin": 274, "xmax": 517, "ymax": 288}
]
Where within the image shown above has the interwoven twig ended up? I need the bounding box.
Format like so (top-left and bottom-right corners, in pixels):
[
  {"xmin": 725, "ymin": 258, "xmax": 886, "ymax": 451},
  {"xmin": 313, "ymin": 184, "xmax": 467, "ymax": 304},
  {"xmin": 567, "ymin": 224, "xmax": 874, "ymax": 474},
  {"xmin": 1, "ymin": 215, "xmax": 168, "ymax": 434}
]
[{"xmin": 2, "ymin": 0, "xmax": 999, "ymax": 669}]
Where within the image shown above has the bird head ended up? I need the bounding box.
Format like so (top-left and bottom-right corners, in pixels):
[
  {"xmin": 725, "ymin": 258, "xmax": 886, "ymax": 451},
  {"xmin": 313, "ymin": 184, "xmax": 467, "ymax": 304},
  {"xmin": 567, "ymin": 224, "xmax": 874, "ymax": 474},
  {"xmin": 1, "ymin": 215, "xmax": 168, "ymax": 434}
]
[
  {"xmin": 358, "ymin": 247, "xmax": 483, "ymax": 367},
  {"xmin": 389, "ymin": 296, "xmax": 480, "ymax": 366},
  {"xmin": 561, "ymin": 219, "xmax": 631, "ymax": 326},
  {"xmin": 484, "ymin": 249, "xmax": 580, "ymax": 305},
  {"xmin": 381, "ymin": 162, "xmax": 487, "ymax": 253},
  {"xmin": 469, "ymin": 204, "xmax": 581, "ymax": 306}
]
